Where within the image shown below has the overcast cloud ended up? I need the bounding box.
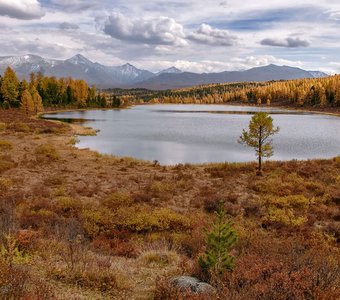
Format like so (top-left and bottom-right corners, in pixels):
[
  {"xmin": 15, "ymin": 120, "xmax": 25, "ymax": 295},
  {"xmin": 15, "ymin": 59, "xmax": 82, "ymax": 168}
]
[
  {"xmin": 260, "ymin": 37, "xmax": 310, "ymax": 48},
  {"xmin": 0, "ymin": 0, "xmax": 339, "ymax": 73},
  {"xmin": 0, "ymin": 0, "xmax": 44, "ymax": 19}
]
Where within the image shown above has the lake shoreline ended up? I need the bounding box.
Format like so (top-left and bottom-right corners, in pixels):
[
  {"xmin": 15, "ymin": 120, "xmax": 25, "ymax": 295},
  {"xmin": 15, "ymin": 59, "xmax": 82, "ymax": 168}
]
[
  {"xmin": 40, "ymin": 104, "xmax": 340, "ymax": 165},
  {"xmin": 40, "ymin": 101, "xmax": 340, "ymax": 118}
]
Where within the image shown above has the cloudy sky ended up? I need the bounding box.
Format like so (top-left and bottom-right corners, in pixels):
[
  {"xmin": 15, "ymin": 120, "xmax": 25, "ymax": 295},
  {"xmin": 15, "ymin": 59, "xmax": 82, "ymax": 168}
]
[{"xmin": 0, "ymin": 0, "xmax": 339, "ymax": 73}]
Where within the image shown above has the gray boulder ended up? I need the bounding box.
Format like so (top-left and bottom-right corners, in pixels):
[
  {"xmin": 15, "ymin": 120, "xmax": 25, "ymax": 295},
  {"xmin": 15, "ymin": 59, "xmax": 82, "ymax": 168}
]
[{"xmin": 171, "ymin": 276, "xmax": 216, "ymax": 294}]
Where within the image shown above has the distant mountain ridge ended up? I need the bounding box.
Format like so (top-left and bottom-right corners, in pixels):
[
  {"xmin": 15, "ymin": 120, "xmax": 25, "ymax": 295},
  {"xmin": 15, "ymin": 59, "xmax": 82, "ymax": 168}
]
[{"xmin": 0, "ymin": 54, "xmax": 328, "ymax": 90}]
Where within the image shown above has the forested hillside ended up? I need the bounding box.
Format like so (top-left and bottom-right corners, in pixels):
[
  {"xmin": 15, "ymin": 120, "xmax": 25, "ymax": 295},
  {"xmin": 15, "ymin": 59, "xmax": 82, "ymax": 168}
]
[
  {"xmin": 2, "ymin": 67, "xmax": 340, "ymax": 113},
  {"xmin": 146, "ymin": 75, "xmax": 340, "ymax": 107},
  {"xmin": 0, "ymin": 67, "xmax": 120, "ymax": 112}
]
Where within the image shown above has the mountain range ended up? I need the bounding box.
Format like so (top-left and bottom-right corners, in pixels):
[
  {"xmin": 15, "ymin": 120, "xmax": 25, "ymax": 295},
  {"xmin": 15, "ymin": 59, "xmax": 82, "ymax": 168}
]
[{"xmin": 0, "ymin": 54, "xmax": 328, "ymax": 90}]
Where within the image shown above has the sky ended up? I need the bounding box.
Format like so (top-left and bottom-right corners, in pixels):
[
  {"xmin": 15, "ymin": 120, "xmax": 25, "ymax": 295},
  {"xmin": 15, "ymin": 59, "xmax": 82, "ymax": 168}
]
[{"xmin": 0, "ymin": 0, "xmax": 339, "ymax": 73}]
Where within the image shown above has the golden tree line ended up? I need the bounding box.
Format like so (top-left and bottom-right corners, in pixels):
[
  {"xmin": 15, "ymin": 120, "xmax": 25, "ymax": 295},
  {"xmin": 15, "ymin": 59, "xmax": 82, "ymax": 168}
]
[
  {"xmin": 148, "ymin": 75, "xmax": 340, "ymax": 107},
  {"xmin": 0, "ymin": 67, "xmax": 111, "ymax": 113}
]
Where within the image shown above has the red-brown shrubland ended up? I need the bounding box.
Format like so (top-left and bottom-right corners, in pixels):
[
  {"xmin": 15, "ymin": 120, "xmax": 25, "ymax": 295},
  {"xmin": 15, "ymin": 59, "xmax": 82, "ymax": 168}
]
[{"xmin": 0, "ymin": 109, "xmax": 339, "ymax": 299}]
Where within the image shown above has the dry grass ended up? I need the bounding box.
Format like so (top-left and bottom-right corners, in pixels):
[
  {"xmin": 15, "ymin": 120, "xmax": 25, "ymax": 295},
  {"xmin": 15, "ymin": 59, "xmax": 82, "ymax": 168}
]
[
  {"xmin": 0, "ymin": 109, "xmax": 339, "ymax": 299},
  {"xmin": 70, "ymin": 124, "xmax": 98, "ymax": 136}
]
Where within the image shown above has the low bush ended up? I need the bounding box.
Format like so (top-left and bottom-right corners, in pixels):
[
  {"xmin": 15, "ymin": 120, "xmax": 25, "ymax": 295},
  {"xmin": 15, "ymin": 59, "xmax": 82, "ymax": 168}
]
[
  {"xmin": 102, "ymin": 192, "xmax": 133, "ymax": 209},
  {"xmin": 0, "ymin": 122, "xmax": 6, "ymax": 131},
  {"xmin": 266, "ymin": 195, "xmax": 310, "ymax": 210},
  {"xmin": 55, "ymin": 196, "xmax": 82, "ymax": 216},
  {"xmin": 115, "ymin": 207, "xmax": 192, "ymax": 233},
  {"xmin": 0, "ymin": 140, "xmax": 13, "ymax": 151},
  {"xmin": 35, "ymin": 144, "xmax": 60, "ymax": 162},
  {"xmin": 0, "ymin": 155, "xmax": 16, "ymax": 173},
  {"xmin": 0, "ymin": 261, "xmax": 29, "ymax": 299},
  {"xmin": 81, "ymin": 207, "xmax": 114, "ymax": 238},
  {"xmin": 149, "ymin": 181, "xmax": 173, "ymax": 199},
  {"xmin": 263, "ymin": 207, "xmax": 307, "ymax": 227},
  {"xmin": 9, "ymin": 122, "xmax": 30, "ymax": 133},
  {"xmin": 44, "ymin": 174, "xmax": 65, "ymax": 186},
  {"xmin": 139, "ymin": 250, "xmax": 178, "ymax": 268},
  {"xmin": 0, "ymin": 177, "xmax": 12, "ymax": 194}
]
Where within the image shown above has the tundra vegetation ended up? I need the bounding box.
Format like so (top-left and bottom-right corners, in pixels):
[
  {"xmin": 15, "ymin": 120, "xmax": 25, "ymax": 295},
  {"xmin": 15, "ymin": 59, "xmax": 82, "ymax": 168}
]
[
  {"xmin": 0, "ymin": 68, "xmax": 339, "ymax": 299},
  {"xmin": 0, "ymin": 108, "xmax": 339, "ymax": 299}
]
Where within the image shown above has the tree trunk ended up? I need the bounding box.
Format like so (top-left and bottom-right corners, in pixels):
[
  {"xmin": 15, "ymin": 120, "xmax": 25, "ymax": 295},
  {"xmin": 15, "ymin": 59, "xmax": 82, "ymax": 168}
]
[{"xmin": 258, "ymin": 126, "xmax": 262, "ymax": 173}]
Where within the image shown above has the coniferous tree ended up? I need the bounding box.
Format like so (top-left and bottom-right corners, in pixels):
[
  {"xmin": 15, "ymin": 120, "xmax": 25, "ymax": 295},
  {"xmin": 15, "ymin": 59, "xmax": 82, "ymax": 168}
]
[
  {"xmin": 239, "ymin": 112, "xmax": 279, "ymax": 173},
  {"xmin": 32, "ymin": 89, "xmax": 43, "ymax": 113},
  {"xmin": 1, "ymin": 67, "xmax": 19, "ymax": 107},
  {"xmin": 199, "ymin": 203, "xmax": 238, "ymax": 275},
  {"xmin": 20, "ymin": 89, "xmax": 34, "ymax": 115}
]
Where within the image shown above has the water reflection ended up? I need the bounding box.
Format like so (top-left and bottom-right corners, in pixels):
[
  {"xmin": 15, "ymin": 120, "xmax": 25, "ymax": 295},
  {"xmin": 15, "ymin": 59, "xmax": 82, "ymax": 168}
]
[{"xmin": 42, "ymin": 104, "xmax": 340, "ymax": 165}]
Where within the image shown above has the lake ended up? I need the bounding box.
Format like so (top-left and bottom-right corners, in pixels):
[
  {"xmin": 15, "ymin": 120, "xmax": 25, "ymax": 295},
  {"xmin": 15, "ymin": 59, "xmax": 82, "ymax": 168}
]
[{"xmin": 43, "ymin": 104, "xmax": 340, "ymax": 165}]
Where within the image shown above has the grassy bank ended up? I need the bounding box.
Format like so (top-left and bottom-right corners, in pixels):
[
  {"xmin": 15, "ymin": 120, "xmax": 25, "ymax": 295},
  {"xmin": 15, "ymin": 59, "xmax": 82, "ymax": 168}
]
[{"xmin": 0, "ymin": 109, "xmax": 339, "ymax": 299}]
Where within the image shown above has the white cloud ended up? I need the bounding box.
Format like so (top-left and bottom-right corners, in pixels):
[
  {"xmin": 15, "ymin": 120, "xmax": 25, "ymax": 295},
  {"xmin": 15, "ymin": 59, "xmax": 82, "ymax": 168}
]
[
  {"xmin": 102, "ymin": 12, "xmax": 187, "ymax": 46},
  {"xmin": 0, "ymin": 0, "xmax": 337, "ymax": 74},
  {"xmin": 50, "ymin": 0, "xmax": 96, "ymax": 12},
  {"xmin": 0, "ymin": 0, "xmax": 44, "ymax": 19},
  {"xmin": 260, "ymin": 37, "xmax": 309, "ymax": 48},
  {"xmin": 59, "ymin": 22, "xmax": 79, "ymax": 30},
  {"xmin": 233, "ymin": 55, "xmax": 303, "ymax": 68},
  {"xmin": 188, "ymin": 24, "xmax": 239, "ymax": 46},
  {"xmin": 139, "ymin": 55, "xmax": 304, "ymax": 73},
  {"xmin": 328, "ymin": 10, "xmax": 340, "ymax": 21}
]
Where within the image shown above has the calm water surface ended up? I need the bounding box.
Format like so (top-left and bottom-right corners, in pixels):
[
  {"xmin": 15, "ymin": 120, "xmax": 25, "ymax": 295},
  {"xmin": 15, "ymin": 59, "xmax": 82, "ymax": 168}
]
[{"xmin": 43, "ymin": 105, "xmax": 340, "ymax": 165}]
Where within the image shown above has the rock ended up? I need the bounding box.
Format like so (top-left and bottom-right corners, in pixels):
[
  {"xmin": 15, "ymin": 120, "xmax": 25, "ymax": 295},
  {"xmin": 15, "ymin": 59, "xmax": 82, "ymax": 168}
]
[{"xmin": 171, "ymin": 276, "xmax": 216, "ymax": 294}]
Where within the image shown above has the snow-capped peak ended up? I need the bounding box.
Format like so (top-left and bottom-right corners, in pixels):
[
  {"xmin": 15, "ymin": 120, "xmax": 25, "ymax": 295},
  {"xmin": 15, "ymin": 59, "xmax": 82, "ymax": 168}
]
[
  {"xmin": 308, "ymin": 70, "xmax": 328, "ymax": 78},
  {"xmin": 118, "ymin": 63, "xmax": 142, "ymax": 78},
  {"xmin": 157, "ymin": 66, "xmax": 182, "ymax": 75},
  {"xmin": 0, "ymin": 54, "xmax": 53, "ymax": 67},
  {"xmin": 66, "ymin": 54, "xmax": 93, "ymax": 65}
]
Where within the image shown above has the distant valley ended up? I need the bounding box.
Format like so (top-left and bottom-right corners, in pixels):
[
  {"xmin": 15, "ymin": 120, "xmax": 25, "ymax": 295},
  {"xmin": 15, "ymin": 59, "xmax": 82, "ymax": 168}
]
[{"xmin": 0, "ymin": 54, "xmax": 328, "ymax": 90}]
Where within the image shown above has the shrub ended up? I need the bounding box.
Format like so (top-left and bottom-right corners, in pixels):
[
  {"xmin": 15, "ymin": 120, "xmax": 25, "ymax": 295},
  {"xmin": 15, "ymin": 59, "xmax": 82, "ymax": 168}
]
[
  {"xmin": 44, "ymin": 174, "xmax": 65, "ymax": 186},
  {"xmin": 149, "ymin": 181, "xmax": 173, "ymax": 198},
  {"xmin": 10, "ymin": 122, "xmax": 30, "ymax": 133},
  {"xmin": 263, "ymin": 207, "xmax": 307, "ymax": 227},
  {"xmin": 267, "ymin": 195, "xmax": 310, "ymax": 210},
  {"xmin": 180, "ymin": 228, "xmax": 206, "ymax": 258},
  {"xmin": 0, "ymin": 140, "xmax": 13, "ymax": 151},
  {"xmin": 203, "ymin": 197, "xmax": 220, "ymax": 213},
  {"xmin": 0, "ymin": 122, "xmax": 6, "ymax": 131},
  {"xmin": 18, "ymin": 202, "xmax": 60, "ymax": 231},
  {"xmin": 0, "ymin": 261, "xmax": 29, "ymax": 299},
  {"xmin": 0, "ymin": 155, "xmax": 16, "ymax": 173},
  {"xmin": 68, "ymin": 137, "xmax": 79, "ymax": 145},
  {"xmin": 81, "ymin": 207, "xmax": 114, "ymax": 238},
  {"xmin": 51, "ymin": 254, "xmax": 118, "ymax": 293},
  {"xmin": 139, "ymin": 250, "xmax": 178, "ymax": 267},
  {"xmin": 35, "ymin": 144, "xmax": 60, "ymax": 162},
  {"xmin": 91, "ymin": 236, "xmax": 137, "ymax": 258},
  {"xmin": 0, "ymin": 234, "xmax": 32, "ymax": 266},
  {"xmin": 102, "ymin": 192, "xmax": 133, "ymax": 209},
  {"xmin": 55, "ymin": 196, "xmax": 82, "ymax": 216},
  {"xmin": 115, "ymin": 207, "xmax": 192, "ymax": 233},
  {"xmin": 0, "ymin": 177, "xmax": 12, "ymax": 194}
]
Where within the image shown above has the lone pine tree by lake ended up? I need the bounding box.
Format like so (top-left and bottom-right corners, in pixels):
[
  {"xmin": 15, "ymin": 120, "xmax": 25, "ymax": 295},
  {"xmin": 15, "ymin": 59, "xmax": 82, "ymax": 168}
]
[{"xmin": 239, "ymin": 112, "xmax": 280, "ymax": 174}]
